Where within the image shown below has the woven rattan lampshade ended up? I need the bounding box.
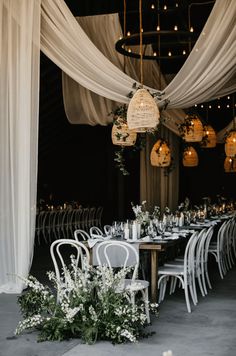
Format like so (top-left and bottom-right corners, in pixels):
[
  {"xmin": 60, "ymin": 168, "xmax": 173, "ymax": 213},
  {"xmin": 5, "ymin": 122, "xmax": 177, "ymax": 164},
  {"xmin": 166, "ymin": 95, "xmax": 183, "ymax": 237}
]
[
  {"xmin": 111, "ymin": 118, "xmax": 137, "ymax": 146},
  {"xmin": 224, "ymin": 156, "xmax": 236, "ymax": 173},
  {"xmin": 200, "ymin": 125, "xmax": 216, "ymax": 148},
  {"xmin": 183, "ymin": 146, "xmax": 198, "ymax": 167},
  {"xmin": 225, "ymin": 130, "xmax": 236, "ymax": 157},
  {"xmin": 150, "ymin": 140, "xmax": 171, "ymax": 167},
  {"xmin": 183, "ymin": 116, "xmax": 204, "ymax": 142},
  {"xmin": 127, "ymin": 88, "xmax": 160, "ymax": 132}
]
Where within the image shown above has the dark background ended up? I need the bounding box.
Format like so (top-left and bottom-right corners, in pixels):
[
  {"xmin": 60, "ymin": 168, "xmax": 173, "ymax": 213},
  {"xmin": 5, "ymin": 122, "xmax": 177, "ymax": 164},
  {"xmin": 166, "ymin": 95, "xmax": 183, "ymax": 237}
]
[{"xmin": 37, "ymin": 0, "xmax": 236, "ymax": 223}]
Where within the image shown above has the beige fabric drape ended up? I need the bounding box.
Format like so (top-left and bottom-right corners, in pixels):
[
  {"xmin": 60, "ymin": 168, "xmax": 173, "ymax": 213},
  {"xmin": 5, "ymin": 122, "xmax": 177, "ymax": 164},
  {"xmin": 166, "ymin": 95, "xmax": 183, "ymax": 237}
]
[{"xmin": 140, "ymin": 128, "xmax": 180, "ymax": 212}]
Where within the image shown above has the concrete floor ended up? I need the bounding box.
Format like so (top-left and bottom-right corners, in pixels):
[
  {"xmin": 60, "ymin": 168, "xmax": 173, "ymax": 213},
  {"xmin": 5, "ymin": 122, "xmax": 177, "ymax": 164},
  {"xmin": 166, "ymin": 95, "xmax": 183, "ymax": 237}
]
[{"xmin": 0, "ymin": 245, "xmax": 236, "ymax": 356}]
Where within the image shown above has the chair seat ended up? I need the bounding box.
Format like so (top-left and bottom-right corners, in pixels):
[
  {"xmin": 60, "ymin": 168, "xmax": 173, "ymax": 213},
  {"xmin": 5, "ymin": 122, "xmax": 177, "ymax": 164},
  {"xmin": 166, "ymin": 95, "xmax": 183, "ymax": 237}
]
[
  {"xmin": 124, "ymin": 279, "xmax": 149, "ymax": 291},
  {"xmin": 164, "ymin": 261, "xmax": 184, "ymax": 267},
  {"xmin": 158, "ymin": 266, "xmax": 184, "ymax": 275}
]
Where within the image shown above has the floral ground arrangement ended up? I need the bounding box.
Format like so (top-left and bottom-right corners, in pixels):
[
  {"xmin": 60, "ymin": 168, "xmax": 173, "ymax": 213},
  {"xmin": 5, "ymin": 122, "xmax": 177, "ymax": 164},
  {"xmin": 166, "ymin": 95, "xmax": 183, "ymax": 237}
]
[{"xmin": 15, "ymin": 258, "xmax": 158, "ymax": 344}]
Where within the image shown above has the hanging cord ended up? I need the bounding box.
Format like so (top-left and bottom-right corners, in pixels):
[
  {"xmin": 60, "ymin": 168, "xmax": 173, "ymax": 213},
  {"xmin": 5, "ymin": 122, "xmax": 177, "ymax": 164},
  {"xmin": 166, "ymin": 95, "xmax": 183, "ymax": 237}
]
[
  {"xmin": 233, "ymin": 94, "xmax": 236, "ymax": 130},
  {"xmin": 123, "ymin": 0, "xmax": 127, "ymax": 74},
  {"xmin": 139, "ymin": 0, "xmax": 144, "ymax": 86}
]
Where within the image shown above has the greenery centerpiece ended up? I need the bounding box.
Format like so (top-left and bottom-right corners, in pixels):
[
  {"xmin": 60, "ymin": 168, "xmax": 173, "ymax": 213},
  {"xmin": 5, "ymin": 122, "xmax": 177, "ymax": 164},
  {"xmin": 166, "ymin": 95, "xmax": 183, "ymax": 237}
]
[{"xmin": 15, "ymin": 257, "xmax": 158, "ymax": 344}]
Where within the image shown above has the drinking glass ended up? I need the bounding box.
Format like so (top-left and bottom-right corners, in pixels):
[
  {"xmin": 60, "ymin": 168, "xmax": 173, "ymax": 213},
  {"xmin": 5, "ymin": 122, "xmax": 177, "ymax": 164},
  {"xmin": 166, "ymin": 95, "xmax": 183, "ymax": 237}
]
[{"xmin": 157, "ymin": 221, "xmax": 166, "ymax": 238}]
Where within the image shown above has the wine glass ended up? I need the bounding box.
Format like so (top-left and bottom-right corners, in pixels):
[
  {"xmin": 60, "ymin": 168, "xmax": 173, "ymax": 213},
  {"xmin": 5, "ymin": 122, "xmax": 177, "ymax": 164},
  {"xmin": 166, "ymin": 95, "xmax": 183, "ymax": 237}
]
[{"xmin": 157, "ymin": 221, "xmax": 166, "ymax": 238}]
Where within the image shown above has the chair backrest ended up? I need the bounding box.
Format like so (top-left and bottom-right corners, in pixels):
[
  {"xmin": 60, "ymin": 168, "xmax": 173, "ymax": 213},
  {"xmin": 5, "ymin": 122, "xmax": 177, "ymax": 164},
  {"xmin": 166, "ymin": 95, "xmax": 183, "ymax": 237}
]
[
  {"xmin": 50, "ymin": 239, "xmax": 90, "ymax": 288},
  {"xmin": 95, "ymin": 241, "xmax": 139, "ymax": 281},
  {"xmin": 183, "ymin": 230, "xmax": 199, "ymax": 275},
  {"xmin": 90, "ymin": 226, "xmax": 104, "ymax": 238},
  {"xmin": 104, "ymin": 224, "xmax": 112, "ymax": 236},
  {"xmin": 74, "ymin": 229, "xmax": 90, "ymax": 241}
]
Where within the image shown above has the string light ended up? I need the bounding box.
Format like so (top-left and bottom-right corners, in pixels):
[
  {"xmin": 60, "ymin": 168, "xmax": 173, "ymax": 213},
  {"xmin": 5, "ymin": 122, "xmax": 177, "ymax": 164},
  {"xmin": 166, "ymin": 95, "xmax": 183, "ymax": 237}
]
[
  {"xmin": 201, "ymin": 105, "xmax": 204, "ymax": 108},
  {"xmin": 176, "ymin": 3, "xmax": 179, "ymax": 7},
  {"xmin": 174, "ymin": 25, "xmax": 178, "ymax": 31},
  {"xmin": 127, "ymin": 31, "xmax": 131, "ymax": 36},
  {"xmin": 218, "ymin": 105, "xmax": 221, "ymax": 109},
  {"xmin": 128, "ymin": 48, "xmax": 132, "ymax": 53},
  {"xmin": 156, "ymin": 25, "xmax": 160, "ymax": 31},
  {"xmin": 164, "ymin": 5, "xmax": 167, "ymax": 10},
  {"xmin": 227, "ymin": 96, "xmax": 230, "ymax": 99},
  {"xmin": 227, "ymin": 105, "xmax": 230, "ymax": 108},
  {"xmin": 168, "ymin": 51, "xmax": 172, "ymax": 56},
  {"xmin": 209, "ymin": 105, "xmax": 212, "ymax": 109},
  {"xmin": 190, "ymin": 27, "xmax": 194, "ymax": 32},
  {"xmin": 194, "ymin": 104, "xmax": 197, "ymax": 107},
  {"xmin": 153, "ymin": 52, "xmax": 157, "ymax": 56},
  {"xmin": 151, "ymin": 4, "xmax": 155, "ymax": 9},
  {"xmin": 183, "ymin": 50, "xmax": 186, "ymax": 55}
]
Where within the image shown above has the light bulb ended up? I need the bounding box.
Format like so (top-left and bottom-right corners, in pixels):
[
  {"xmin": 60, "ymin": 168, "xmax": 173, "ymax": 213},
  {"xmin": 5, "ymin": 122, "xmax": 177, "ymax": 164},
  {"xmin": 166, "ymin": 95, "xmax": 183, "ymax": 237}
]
[
  {"xmin": 194, "ymin": 104, "xmax": 197, "ymax": 107},
  {"xmin": 176, "ymin": 3, "xmax": 179, "ymax": 7},
  {"xmin": 164, "ymin": 5, "xmax": 167, "ymax": 10},
  {"xmin": 128, "ymin": 48, "xmax": 131, "ymax": 53},
  {"xmin": 209, "ymin": 105, "xmax": 212, "ymax": 109},
  {"xmin": 218, "ymin": 105, "xmax": 221, "ymax": 109},
  {"xmin": 168, "ymin": 51, "xmax": 172, "ymax": 57},
  {"xmin": 206, "ymin": 131, "xmax": 209, "ymax": 135},
  {"xmin": 227, "ymin": 96, "xmax": 230, "ymax": 99},
  {"xmin": 127, "ymin": 31, "xmax": 131, "ymax": 36},
  {"xmin": 190, "ymin": 27, "xmax": 194, "ymax": 32},
  {"xmin": 201, "ymin": 105, "xmax": 204, "ymax": 108},
  {"xmin": 153, "ymin": 52, "xmax": 157, "ymax": 56},
  {"xmin": 233, "ymin": 138, "xmax": 236, "ymax": 143},
  {"xmin": 141, "ymin": 28, "xmax": 143, "ymax": 33},
  {"xmin": 151, "ymin": 4, "xmax": 155, "ymax": 9},
  {"xmin": 227, "ymin": 104, "xmax": 230, "ymax": 108},
  {"xmin": 159, "ymin": 147, "xmax": 162, "ymax": 151},
  {"xmin": 140, "ymin": 102, "xmax": 144, "ymax": 107},
  {"xmin": 156, "ymin": 25, "xmax": 160, "ymax": 31},
  {"xmin": 189, "ymin": 151, "xmax": 192, "ymax": 155},
  {"xmin": 174, "ymin": 25, "xmax": 178, "ymax": 31},
  {"xmin": 119, "ymin": 36, "xmax": 122, "ymax": 40},
  {"xmin": 229, "ymin": 158, "xmax": 232, "ymax": 163},
  {"xmin": 183, "ymin": 50, "xmax": 186, "ymax": 55}
]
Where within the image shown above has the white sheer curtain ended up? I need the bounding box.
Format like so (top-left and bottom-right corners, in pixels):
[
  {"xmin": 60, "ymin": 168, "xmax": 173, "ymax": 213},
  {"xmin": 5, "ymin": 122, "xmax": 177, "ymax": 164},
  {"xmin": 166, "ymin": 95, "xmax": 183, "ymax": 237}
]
[
  {"xmin": 216, "ymin": 117, "xmax": 236, "ymax": 143},
  {"xmin": 0, "ymin": 0, "xmax": 40, "ymax": 293},
  {"xmin": 41, "ymin": 0, "xmax": 236, "ymax": 110}
]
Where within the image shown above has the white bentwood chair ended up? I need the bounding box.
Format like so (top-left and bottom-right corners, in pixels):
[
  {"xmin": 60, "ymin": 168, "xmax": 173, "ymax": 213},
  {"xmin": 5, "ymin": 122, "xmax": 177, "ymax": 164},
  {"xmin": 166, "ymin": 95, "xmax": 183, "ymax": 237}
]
[
  {"xmin": 95, "ymin": 240, "xmax": 150, "ymax": 323},
  {"xmin": 90, "ymin": 226, "xmax": 106, "ymax": 239},
  {"xmin": 50, "ymin": 239, "xmax": 90, "ymax": 302},
  {"xmin": 158, "ymin": 231, "xmax": 199, "ymax": 313},
  {"xmin": 74, "ymin": 229, "xmax": 90, "ymax": 241}
]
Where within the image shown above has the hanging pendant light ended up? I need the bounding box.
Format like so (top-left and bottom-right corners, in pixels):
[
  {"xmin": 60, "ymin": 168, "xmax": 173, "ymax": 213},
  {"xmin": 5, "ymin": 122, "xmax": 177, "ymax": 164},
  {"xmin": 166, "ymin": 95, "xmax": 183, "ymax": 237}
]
[
  {"xmin": 127, "ymin": 88, "xmax": 160, "ymax": 132},
  {"xmin": 183, "ymin": 146, "xmax": 198, "ymax": 167},
  {"xmin": 225, "ymin": 130, "xmax": 236, "ymax": 157},
  {"xmin": 181, "ymin": 115, "xmax": 204, "ymax": 142},
  {"xmin": 225, "ymin": 98, "xmax": 236, "ymax": 157},
  {"xmin": 150, "ymin": 139, "xmax": 171, "ymax": 167},
  {"xmin": 224, "ymin": 156, "xmax": 236, "ymax": 173},
  {"xmin": 200, "ymin": 125, "xmax": 216, "ymax": 148},
  {"xmin": 112, "ymin": 117, "xmax": 137, "ymax": 146},
  {"xmin": 127, "ymin": 0, "xmax": 160, "ymax": 133}
]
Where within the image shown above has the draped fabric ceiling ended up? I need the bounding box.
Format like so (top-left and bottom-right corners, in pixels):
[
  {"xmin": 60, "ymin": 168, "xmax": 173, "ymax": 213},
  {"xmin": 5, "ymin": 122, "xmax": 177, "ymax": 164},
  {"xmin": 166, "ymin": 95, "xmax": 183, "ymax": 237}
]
[{"xmin": 0, "ymin": 0, "xmax": 236, "ymax": 293}]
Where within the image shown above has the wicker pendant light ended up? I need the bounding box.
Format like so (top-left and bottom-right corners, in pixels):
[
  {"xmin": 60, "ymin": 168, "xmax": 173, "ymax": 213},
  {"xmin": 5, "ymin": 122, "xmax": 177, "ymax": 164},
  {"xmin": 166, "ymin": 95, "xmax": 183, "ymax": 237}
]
[
  {"xmin": 201, "ymin": 125, "xmax": 216, "ymax": 148},
  {"xmin": 127, "ymin": 0, "xmax": 160, "ymax": 133},
  {"xmin": 127, "ymin": 88, "xmax": 160, "ymax": 132},
  {"xmin": 150, "ymin": 139, "xmax": 171, "ymax": 167},
  {"xmin": 181, "ymin": 115, "xmax": 204, "ymax": 142},
  {"xmin": 225, "ymin": 130, "xmax": 236, "ymax": 157},
  {"xmin": 183, "ymin": 146, "xmax": 198, "ymax": 167},
  {"xmin": 224, "ymin": 156, "xmax": 236, "ymax": 173},
  {"xmin": 112, "ymin": 118, "xmax": 137, "ymax": 146}
]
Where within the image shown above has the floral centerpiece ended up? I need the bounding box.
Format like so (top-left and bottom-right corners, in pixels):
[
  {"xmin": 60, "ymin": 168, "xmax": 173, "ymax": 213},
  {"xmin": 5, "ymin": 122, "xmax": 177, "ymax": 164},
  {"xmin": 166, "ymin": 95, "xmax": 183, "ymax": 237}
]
[{"xmin": 15, "ymin": 257, "xmax": 158, "ymax": 344}]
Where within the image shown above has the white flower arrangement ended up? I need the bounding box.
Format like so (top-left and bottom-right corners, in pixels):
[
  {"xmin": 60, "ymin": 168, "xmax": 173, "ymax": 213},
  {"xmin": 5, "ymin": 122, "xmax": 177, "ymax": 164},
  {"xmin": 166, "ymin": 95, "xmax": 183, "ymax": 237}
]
[
  {"xmin": 15, "ymin": 257, "xmax": 158, "ymax": 344},
  {"xmin": 131, "ymin": 201, "xmax": 161, "ymax": 225}
]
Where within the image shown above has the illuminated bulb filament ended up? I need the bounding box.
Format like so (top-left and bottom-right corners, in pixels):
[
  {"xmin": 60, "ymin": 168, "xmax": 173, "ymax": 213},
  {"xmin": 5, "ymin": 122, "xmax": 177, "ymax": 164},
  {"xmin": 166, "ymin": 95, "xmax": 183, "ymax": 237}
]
[
  {"xmin": 206, "ymin": 131, "xmax": 209, "ymax": 135},
  {"xmin": 218, "ymin": 105, "xmax": 221, "ymax": 109},
  {"xmin": 174, "ymin": 26, "xmax": 178, "ymax": 31},
  {"xmin": 168, "ymin": 51, "xmax": 172, "ymax": 57},
  {"xmin": 233, "ymin": 138, "xmax": 236, "ymax": 143},
  {"xmin": 128, "ymin": 48, "xmax": 131, "ymax": 53},
  {"xmin": 156, "ymin": 25, "xmax": 160, "ymax": 31},
  {"xmin": 201, "ymin": 105, "xmax": 204, "ymax": 108},
  {"xmin": 164, "ymin": 5, "xmax": 167, "ymax": 10},
  {"xmin": 227, "ymin": 96, "xmax": 230, "ymax": 99},
  {"xmin": 189, "ymin": 151, "xmax": 192, "ymax": 155},
  {"xmin": 227, "ymin": 105, "xmax": 230, "ymax": 108},
  {"xmin": 151, "ymin": 4, "xmax": 155, "ymax": 9},
  {"xmin": 183, "ymin": 50, "xmax": 186, "ymax": 55},
  {"xmin": 190, "ymin": 27, "xmax": 194, "ymax": 32},
  {"xmin": 153, "ymin": 52, "xmax": 157, "ymax": 56},
  {"xmin": 127, "ymin": 31, "xmax": 131, "ymax": 36},
  {"xmin": 209, "ymin": 105, "xmax": 212, "ymax": 109}
]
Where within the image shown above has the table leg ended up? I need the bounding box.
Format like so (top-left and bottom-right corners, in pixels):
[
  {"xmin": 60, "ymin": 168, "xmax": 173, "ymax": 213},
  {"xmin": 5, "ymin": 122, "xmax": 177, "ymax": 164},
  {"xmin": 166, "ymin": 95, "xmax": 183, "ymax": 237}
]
[{"xmin": 150, "ymin": 249, "xmax": 158, "ymax": 303}]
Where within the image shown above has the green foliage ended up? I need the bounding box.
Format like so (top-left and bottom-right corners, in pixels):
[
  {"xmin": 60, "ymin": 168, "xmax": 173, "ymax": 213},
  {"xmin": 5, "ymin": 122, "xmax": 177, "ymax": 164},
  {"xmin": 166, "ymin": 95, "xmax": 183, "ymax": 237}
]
[{"xmin": 15, "ymin": 262, "xmax": 158, "ymax": 344}]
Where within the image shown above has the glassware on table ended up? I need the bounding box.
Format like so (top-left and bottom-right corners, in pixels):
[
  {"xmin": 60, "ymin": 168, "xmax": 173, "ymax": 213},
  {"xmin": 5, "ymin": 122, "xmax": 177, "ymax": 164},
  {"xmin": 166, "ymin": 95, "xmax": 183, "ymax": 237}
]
[{"xmin": 157, "ymin": 221, "xmax": 166, "ymax": 238}]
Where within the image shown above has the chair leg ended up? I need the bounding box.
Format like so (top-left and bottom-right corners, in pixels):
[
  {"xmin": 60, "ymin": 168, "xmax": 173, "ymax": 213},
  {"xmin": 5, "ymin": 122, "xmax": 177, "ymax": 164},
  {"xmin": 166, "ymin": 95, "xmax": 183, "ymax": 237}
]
[
  {"xmin": 184, "ymin": 284, "xmax": 191, "ymax": 313},
  {"xmin": 205, "ymin": 262, "xmax": 212, "ymax": 289},
  {"xmin": 142, "ymin": 288, "xmax": 150, "ymax": 324}
]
